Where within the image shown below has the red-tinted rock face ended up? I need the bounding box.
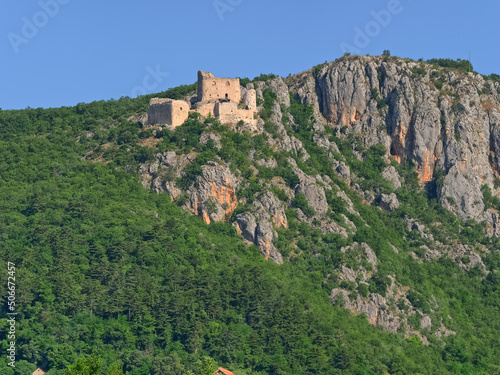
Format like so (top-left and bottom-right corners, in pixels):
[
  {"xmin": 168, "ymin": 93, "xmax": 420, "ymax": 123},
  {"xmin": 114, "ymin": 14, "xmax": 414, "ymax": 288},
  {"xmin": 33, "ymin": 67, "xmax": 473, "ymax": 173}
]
[{"xmin": 185, "ymin": 162, "xmax": 239, "ymax": 225}]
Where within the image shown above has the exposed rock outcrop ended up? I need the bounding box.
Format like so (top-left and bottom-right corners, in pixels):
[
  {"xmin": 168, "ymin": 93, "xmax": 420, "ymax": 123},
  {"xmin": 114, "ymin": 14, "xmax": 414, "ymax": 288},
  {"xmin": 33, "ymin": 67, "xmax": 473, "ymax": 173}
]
[
  {"xmin": 294, "ymin": 170, "xmax": 329, "ymax": 216},
  {"xmin": 382, "ymin": 166, "xmax": 402, "ymax": 189},
  {"xmin": 268, "ymin": 77, "xmax": 291, "ymax": 107},
  {"xmin": 131, "ymin": 58, "xmax": 500, "ymax": 348},
  {"xmin": 287, "ymin": 56, "xmax": 500, "ymax": 226},
  {"xmin": 255, "ymin": 191, "xmax": 288, "ymax": 229},
  {"xmin": 234, "ymin": 210, "xmax": 283, "ymax": 264},
  {"xmin": 200, "ymin": 132, "xmax": 222, "ymax": 150},
  {"xmin": 333, "ymin": 160, "xmax": 351, "ymax": 181},
  {"xmin": 379, "ymin": 193, "xmax": 400, "ymax": 211},
  {"xmin": 138, "ymin": 151, "xmax": 195, "ymax": 199},
  {"xmin": 184, "ymin": 162, "xmax": 239, "ymax": 224}
]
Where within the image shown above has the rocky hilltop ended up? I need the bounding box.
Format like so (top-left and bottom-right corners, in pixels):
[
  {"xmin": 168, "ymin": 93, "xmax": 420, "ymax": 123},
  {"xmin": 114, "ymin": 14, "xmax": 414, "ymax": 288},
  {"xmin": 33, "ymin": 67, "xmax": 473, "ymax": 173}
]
[
  {"xmin": 134, "ymin": 56, "xmax": 500, "ymax": 338},
  {"xmin": 6, "ymin": 53, "xmax": 500, "ymax": 373},
  {"xmin": 291, "ymin": 56, "xmax": 500, "ymax": 227}
]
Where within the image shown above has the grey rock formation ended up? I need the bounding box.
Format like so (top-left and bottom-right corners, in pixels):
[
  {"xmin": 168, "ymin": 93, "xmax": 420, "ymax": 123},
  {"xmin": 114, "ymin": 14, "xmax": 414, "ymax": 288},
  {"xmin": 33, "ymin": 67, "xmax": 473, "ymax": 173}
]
[
  {"xmin": 294, "ymin": 172, "xmax": 329, "ymax": 216},
  {"xmin": 379, "ymin": 193, "xmax": 400, "ymax": 211},
  {"xmin": 234, "ymin": 210, "xmax": 283, "ymax": 264},
  {"xmin": 447, "ymin": 244, "xmax": 487, "ymax": 273},
  {"xmin": 337, "ymin": 190, "xmax": 360, "ymax": 217},
  {"xmin": 265, "ymin": 101, "xmax": 310, "ymax": 161},
  {"xmin": 341, "ymin": 242, "xmax": 378, "ymax": 269},
  {"xmin": 256, "ymin": 158, "xmax": 278, "ymax": 168},
  {"xmin": 330, "ymin": 271, "xmax": 437, "ymax": 336},
  {"xmin": 138, "ymin": 56, "xmax": 500, "ymax": 286},
  {"xmin": 286, "ymin": 55, "xmax": 500, "ymax": 226},
  {"xmin": 286, "ymin": 69, "xmax": 325, "ymax": 126},
  {"xmin": 256, "ymin": 191, "xmax": 288, "ymax": 229},
  {"xmin": 485, "ymin": 210, "xmax": 500, "ymax": 237},
  {"xmin": 362, "ymin": 243, "xmax": 378, "ymax": 268},
  {"xmin": 439, "ymin": 165, "xmax": 485, "ymax": 221},
  {"xmin": 422, "ymin": 246, "xmax": 441, "ymax": 261},
  {"xmin": 330, "ymin": 289, "xmax": 401, "ymax": 334},
  {"xmin": 405, "ymin": 217, "xmax": 434, "ymax": 241},
  {"xmin": 139, "ymin": 151, "xmax": 195, "ymax": 199},
  {"xmin": 382, "ymin": 166, "xmax": 402, "ymax": 189},
  {"xmin": 200, "ymin": 132, "xmax": 222, "ymax": 150},
  {"xmin": 268, "ymin": 77, "xmax": 291, "ymax": 107},
  {"xmin": 333, "ymin": 160, "xmax": 351, "ymax": 181},
  {"xmin": 313, "ymin": 134, "xmax": 340, "ymax": 154},
  {"xmin": 421, "ymin": 316, "xmax": 432, "ymax": 330},
  {"xmin": 127, "ymin": 113, "xmax": 148, "ymax": 126}
]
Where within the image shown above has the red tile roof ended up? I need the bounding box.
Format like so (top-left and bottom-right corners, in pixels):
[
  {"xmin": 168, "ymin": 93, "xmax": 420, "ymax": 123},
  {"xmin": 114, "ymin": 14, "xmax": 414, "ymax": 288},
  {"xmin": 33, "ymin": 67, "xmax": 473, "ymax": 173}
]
[{"xmin": 214, "ymin": 367, "xmax": 236, "ymax": 375}]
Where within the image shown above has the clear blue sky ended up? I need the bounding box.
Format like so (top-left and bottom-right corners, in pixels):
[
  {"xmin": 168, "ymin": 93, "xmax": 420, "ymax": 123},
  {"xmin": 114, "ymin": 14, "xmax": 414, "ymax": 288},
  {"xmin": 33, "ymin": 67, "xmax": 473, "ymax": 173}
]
[{"xmin": 1, "ymin": 0, "xmax": 498, "ymax": 110}]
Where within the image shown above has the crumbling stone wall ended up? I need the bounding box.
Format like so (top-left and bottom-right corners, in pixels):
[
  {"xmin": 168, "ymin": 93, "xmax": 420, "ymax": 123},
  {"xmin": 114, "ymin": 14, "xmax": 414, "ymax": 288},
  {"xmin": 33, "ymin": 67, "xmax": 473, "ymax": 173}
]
[
  {"xmin": 148, "ymin": 98, "xmax": 189, "ymax": 127},
  {"xmin": 193, "ymin": 102, "xmax": 216, "ymax": 118},
  {"xmin": 214, "ymin": 102, "xmax": 257, "ymax": 126},
  {"xmin": 243, "ymin": 89, "xmax": 257, "ymax": 110},
  {"xmin": 147, "ymin": 71, "xmax": 257, "ymax": 127},
  {"xmin": 169, "ymin": 100, "xmax": 190, "ymax": 127},
  {"xmin": 197, "ymin": 71, "xmax": 240, "ymax": 103}
]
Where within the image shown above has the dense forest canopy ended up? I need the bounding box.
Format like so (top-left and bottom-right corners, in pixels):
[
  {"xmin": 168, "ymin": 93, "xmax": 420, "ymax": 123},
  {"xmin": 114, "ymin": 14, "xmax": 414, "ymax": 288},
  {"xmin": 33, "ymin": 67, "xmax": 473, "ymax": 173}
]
[{"xmin": 0, "ymin": 57, "xmax": 500, "ymax": 375}]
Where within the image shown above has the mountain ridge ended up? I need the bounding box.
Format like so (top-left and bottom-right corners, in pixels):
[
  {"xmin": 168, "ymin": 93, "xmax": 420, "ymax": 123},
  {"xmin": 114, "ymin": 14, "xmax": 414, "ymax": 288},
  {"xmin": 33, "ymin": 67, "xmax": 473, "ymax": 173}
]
[{"xmin": 1, "ymin": 55, "xmax": 500, "ymax": 374}]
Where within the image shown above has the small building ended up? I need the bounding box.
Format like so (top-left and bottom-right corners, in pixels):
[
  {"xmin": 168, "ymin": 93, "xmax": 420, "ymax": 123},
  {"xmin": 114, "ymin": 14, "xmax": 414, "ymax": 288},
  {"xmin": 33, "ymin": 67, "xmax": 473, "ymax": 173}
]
[
  {"xmin": 214, "ymin": 367, "xmax": 236, "ymax": 375},
  {"xmin": 32, "ymin": 369, "xmax": 46, "ymax": 375}
]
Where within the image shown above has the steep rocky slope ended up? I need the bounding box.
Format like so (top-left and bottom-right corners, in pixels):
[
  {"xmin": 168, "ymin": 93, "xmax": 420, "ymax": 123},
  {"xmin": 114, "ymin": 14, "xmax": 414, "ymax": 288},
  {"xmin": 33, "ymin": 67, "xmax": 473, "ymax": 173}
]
[
  {"xmin": 4, "ymin": 56, "xmax": 500, "ymax": 373},
  {"xmin": 134, "ymin": 56, "xmax": 500, "ymax": 340},
  {"xmin": 289, "ymin": 56, "xmax": 500, "ymax": 226}
]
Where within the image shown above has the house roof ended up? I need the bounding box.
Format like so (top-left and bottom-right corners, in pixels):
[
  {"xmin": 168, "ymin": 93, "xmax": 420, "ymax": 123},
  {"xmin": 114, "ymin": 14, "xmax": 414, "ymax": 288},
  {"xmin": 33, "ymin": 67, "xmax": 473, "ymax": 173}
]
[
  {"xmin": 214, "ymin": 367, "xmax": 236, "ymax": 375},
  {"xmin": 32, "ymin": 369, "xmax": 45, "ymax": 375}
]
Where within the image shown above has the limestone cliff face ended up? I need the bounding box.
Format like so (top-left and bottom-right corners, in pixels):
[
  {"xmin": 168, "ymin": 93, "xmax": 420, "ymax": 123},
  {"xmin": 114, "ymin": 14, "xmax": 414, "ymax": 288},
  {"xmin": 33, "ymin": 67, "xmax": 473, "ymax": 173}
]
[
  {"xmin": 135, "ymin": 58, "xmax": 500, "ymax": 340},
  {"xmin": 234, "ymin": 210, "xmax": 283, "ymax": 264},
  {"xmin": 139, "ymin": 58, "xmax": 500, "ymax": 267},
  {"xmin": 138, "ymin": 151, "xmax": 195, "ymax": 199},
  {"xmin": 287, "ymin": 56, "xmax": 500, "ymax": 228},
  {"xmin": 139, "ymin": 156, "xmax": 239, "ymax": 224},
  {"xmin": 184, "ymin": 162, "xmax": 239, "ymax": 225}
]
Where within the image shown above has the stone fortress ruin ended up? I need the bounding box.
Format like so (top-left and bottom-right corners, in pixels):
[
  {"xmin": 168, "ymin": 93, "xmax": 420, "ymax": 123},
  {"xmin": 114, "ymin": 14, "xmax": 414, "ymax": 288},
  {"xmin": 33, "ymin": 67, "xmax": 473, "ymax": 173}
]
[{"xmin": 147, "ymin": 71, "xmax": 257, "ymax": 127}]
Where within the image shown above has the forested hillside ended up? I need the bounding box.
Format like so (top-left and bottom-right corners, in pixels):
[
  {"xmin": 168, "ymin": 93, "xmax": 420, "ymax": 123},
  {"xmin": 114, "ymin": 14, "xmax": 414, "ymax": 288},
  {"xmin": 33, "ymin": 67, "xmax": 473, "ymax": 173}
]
[{"xmin": 1, "ymin": 56, "xmax": 500, "ymax": 375}]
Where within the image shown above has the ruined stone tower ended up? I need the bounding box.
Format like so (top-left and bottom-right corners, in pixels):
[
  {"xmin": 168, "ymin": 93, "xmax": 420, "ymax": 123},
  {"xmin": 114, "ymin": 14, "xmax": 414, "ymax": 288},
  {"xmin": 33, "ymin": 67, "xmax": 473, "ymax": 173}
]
[
  {"xmin": 148, "ymin": 71, "xmax": 257, "ymax": 127},
  {"xmin": 197, "ymin": 71, "xmax": 240, "ymax": 103}
]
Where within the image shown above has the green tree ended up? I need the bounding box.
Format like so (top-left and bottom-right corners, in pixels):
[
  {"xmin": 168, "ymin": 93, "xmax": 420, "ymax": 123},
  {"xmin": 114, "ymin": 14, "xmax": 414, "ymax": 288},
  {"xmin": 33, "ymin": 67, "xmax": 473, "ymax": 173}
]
[
  {"xmin": 65, "ymin": 355, "xmax": 102, "ymax": 375},
  {"xmin": 196, "ymin": 357, "xmax": 217, "ymax": 375},
  {"xmin": 292, "ymin": 193, "xmax": 316, "ymax": 217},
  {"xmin": 13, "ymin": 361, "xmax": 37, "ymax": 375},
  {"xmin": 105, "ymin": 361, "xmax": 125, "ymax": 375}
]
